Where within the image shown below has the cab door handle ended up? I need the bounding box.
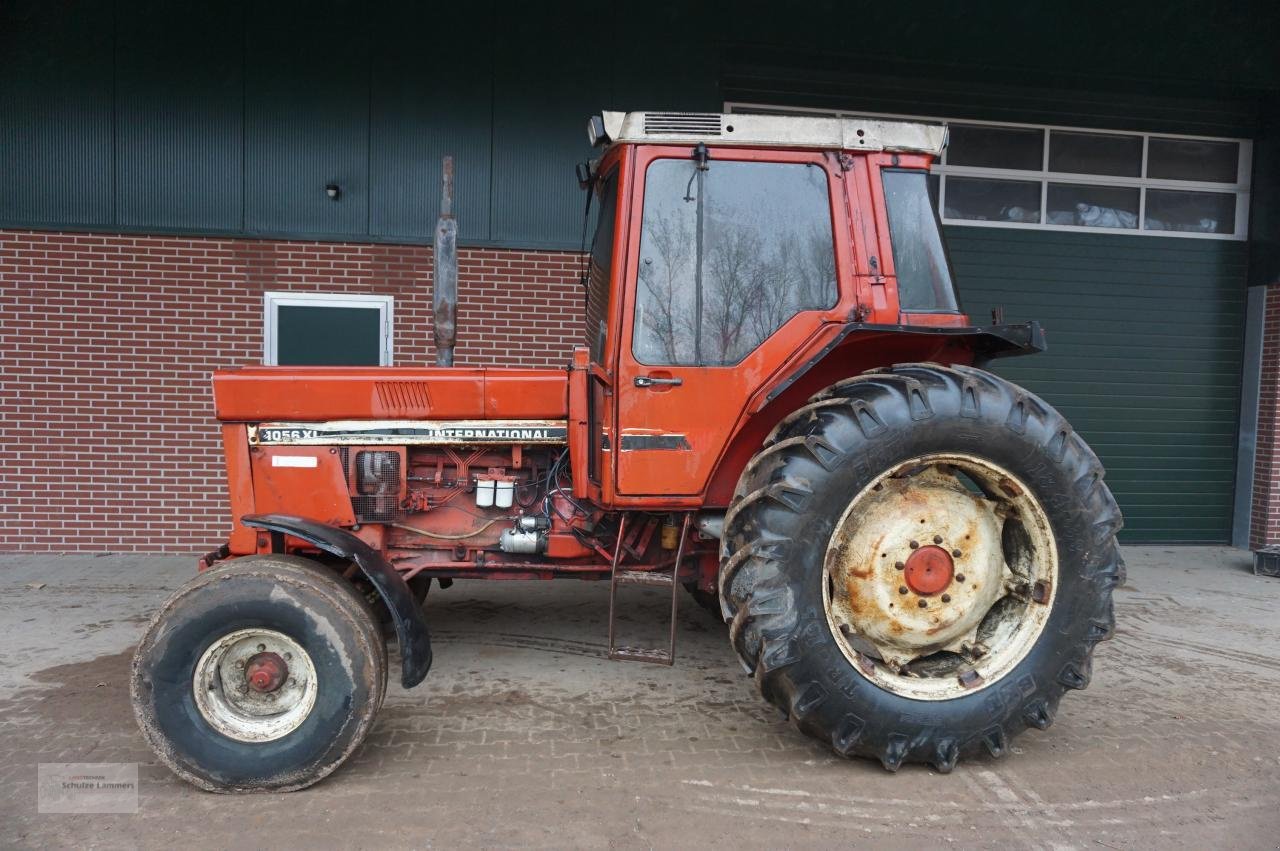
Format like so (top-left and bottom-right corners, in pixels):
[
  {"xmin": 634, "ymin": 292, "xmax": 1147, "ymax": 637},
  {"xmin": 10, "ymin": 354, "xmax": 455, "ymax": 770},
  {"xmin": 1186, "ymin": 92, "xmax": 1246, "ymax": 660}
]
[{"xmin": 634, "ymin": 375, "xmax": 683, "ymax": 388}]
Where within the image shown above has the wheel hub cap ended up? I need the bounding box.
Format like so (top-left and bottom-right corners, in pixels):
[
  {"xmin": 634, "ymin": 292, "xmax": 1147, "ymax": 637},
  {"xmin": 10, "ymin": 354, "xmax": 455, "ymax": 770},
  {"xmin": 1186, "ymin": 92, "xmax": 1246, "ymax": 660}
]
[
  {"xmin": 245, "ymin": 651, "xmax": 288, "ymax": 693},
  {"xmin": 903, "ymin": 546, "xmax": 953, "ymax": 595}
]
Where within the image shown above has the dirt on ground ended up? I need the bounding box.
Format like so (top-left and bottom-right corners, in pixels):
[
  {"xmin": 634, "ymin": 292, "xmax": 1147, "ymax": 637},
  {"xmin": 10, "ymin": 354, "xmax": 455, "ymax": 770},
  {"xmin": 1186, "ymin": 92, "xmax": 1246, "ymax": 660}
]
[{"xmin": 1, "ymin": 547, "xmax": 1278, "ymax": 849}]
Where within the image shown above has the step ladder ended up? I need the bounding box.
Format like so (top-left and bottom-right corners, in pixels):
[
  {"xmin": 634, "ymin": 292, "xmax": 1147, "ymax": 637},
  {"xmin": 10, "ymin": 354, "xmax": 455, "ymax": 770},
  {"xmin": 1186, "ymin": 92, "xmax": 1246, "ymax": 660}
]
[{"xmin": 607, "ymin": 513, "xmax": 690, "ymax": 665}]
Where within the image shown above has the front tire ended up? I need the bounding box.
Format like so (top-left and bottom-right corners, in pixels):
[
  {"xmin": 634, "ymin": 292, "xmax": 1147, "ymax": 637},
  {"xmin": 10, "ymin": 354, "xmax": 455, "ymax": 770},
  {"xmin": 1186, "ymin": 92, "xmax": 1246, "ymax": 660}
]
[
  {"xmin": 131, "ymin": 554, "xmax": 387, "ymax": 792},
  {"xmin": 720, "ymin": 364, "xmax": 1123, "ymax": 772}
]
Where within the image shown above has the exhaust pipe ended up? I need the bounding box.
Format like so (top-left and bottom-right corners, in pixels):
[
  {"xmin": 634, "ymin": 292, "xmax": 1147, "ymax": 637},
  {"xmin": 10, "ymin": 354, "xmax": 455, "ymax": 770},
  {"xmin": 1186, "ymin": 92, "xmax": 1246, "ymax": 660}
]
[{"xmin": 433, "ymin": 156, "xmax": 458, "ymax": 367}]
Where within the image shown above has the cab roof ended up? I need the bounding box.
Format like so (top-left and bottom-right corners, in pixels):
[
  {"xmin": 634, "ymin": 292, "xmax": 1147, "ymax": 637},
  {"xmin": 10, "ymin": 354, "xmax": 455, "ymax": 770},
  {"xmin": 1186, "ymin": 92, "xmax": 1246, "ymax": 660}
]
[{"xmin": 590, "ymin": 111, "xmax": 947, "ymax": 156}]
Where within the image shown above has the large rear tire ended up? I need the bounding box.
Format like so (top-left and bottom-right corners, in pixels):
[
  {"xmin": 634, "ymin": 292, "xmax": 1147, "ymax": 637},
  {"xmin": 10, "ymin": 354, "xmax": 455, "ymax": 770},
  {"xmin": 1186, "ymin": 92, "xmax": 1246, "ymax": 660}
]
[
  {"xmin": 131, "ymin": 554, "xmax": 387, "ymax": 792},
  {"xmin": 720, "ymin": 363, "xmax": 1123, "ymax": 772}
]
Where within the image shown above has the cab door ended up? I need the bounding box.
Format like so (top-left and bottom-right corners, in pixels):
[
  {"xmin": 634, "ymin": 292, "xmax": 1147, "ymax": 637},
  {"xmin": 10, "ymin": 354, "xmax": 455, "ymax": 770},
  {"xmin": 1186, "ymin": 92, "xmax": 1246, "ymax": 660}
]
[{"xmin": 614, "ymin": 147, "xmax": 848, "ymax": 496}]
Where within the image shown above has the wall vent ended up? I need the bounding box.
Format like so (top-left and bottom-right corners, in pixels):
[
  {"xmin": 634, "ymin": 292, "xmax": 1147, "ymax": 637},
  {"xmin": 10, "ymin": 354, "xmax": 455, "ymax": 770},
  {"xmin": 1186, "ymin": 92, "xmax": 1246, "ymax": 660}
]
[{"xmin": 643, "ymin": 112, "xmax": 722, "ymax": 136}]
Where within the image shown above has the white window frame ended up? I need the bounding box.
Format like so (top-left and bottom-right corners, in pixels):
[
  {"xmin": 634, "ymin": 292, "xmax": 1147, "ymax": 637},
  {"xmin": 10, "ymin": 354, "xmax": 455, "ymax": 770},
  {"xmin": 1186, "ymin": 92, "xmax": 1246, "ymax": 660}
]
[
  {"xmin": 727, "ymin": 101, "xmax": 1252, "ymax": 241},
  {"xmin": 262, "ymin": 291, "xmax": 394, "ymax": 366}
]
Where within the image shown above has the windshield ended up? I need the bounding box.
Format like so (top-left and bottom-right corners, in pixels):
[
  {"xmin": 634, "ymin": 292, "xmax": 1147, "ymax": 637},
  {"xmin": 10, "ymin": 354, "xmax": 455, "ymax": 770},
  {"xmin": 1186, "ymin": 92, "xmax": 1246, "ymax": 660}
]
[
  {"xmin": 882, "ymin": 170, "xmax": 959, "ymax": 312},
  {"xmin": 584, "ymin": 169, "xmax": 618, "ymax": 361}
]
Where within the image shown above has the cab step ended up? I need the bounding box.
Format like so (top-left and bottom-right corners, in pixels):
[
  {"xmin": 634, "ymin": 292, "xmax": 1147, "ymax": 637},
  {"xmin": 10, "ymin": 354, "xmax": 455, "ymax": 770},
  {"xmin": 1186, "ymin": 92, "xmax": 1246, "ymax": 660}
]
[
  {"xmin": 610, "ymin": 647, "xmax": 673, "ymax": 664},
  {"xmin": 606, "ymin": 513, "xmax": 690, "ymax": 666},
  {"xmin": 614, "ymin": 569, "xmax": 675, "ymax": 587}
]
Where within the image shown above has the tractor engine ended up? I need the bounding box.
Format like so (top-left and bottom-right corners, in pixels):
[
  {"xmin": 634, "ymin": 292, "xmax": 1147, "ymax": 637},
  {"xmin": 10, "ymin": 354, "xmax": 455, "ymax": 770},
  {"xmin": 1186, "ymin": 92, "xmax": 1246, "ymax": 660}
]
[{"xmin": 343, "ymin": 442, "xmax": 600, "ymax": 568}]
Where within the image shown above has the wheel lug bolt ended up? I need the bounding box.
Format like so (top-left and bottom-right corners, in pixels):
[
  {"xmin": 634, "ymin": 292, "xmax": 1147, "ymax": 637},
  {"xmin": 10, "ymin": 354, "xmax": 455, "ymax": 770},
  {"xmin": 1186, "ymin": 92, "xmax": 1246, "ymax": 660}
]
[
  {"xmin": 941, "ymin": 594, "xmax": 952, "ymax": 603},
  {"xmin": 917, "ymin": 600, "xmax": 927, "ymax": 608},
  {"xmin": 933, "ymin": 535, "xmax": 943, "ymax": 544},
  {"xmin": 956, "ymin": 573, "xmax": 966, "ymax": 582},
  {"xmin": 257, "ymin": 644, "xmax": 266, "ymax": 652},
  {"xmin": 284, "ymin": 652, "xmax": 293, "ymax": 661},
  {"xmin": 236, "ymin": 660, "xmax": 246, "ymax": 669},
  {"xmin": 909, "ymin": 540, "xmax": 919, "ymax": 549},
  {"xmin": 898, "ymin": 586, "xmax": 908, "ymax": 595},
  {"xmin": 952, "ymin": 549, "xmax": 962, "ymax": 558},
  {"xmin": 894, "ymin": 561, "xmax": 905, "ymax": 570}
]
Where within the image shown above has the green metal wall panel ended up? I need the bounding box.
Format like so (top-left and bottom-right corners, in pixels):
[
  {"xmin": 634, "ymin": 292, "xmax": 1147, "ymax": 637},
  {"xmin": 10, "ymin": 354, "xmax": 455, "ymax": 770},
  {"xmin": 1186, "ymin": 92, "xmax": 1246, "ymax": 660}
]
[
  {"xmin": 949, "ymin": 228, "xmax": 1248, "ymax": 543},
  {"xmin": 244, "ymin": 0, "xmax": 370, "ymax": 236},
  {"xmin": 489, "ymin": 1, "xmax": 611, "ymax": 247},
  {"xmin": 116, "ymin": 0, "xmax": 243, "ymax": 231},
  {"xmin": 369, "ymin": 4, "xmax": 493, "ymax": 243},
  {"xmin": 0, "ymin": 0, "xmax": 114, "ymax": 226}
]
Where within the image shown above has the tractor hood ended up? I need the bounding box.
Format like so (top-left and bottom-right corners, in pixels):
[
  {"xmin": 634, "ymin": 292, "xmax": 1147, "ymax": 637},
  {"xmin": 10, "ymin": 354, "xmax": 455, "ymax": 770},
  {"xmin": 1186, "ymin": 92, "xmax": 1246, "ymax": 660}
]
[{"xmin": 212, "ymin": 366, "xmax": 568, "ymax": 422}]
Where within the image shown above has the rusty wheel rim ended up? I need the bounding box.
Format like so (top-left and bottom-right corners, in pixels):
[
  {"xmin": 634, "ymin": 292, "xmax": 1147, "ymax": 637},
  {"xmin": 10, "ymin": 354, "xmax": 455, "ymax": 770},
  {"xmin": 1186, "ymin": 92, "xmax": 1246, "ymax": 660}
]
[
  {"xmin": 193, "ymin": 628, "xmax": 318, "ymax": 743},
  {"xmin": 822, "ymin": 452, "xmax": 1058, "ymax": 701}
]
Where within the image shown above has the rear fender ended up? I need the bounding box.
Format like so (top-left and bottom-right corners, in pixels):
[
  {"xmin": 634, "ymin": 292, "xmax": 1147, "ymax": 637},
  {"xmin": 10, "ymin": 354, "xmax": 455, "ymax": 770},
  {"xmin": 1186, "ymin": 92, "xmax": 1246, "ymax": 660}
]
[
  {"xmin": 241, "ymin": 513, "xmax": 432, "ymax": 688},
  {"xmin": 703, "ymin": 321, "xmax": 1046, "ymax": 505}
]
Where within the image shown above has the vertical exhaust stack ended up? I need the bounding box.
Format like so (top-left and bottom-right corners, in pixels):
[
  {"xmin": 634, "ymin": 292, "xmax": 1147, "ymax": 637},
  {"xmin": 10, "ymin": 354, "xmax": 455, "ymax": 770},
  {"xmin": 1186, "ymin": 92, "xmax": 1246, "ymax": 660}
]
[{"xmin": 433, "ymin": 156, "xmax": 458, "ymax": 367}]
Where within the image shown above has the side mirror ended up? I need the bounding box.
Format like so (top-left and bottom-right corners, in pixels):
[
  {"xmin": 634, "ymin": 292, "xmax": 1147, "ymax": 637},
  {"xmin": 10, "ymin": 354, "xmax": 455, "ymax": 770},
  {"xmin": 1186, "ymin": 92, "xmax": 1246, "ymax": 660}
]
[{"xmin": 576, "ymin": 162, "xmax": 593, "ymax": 190}]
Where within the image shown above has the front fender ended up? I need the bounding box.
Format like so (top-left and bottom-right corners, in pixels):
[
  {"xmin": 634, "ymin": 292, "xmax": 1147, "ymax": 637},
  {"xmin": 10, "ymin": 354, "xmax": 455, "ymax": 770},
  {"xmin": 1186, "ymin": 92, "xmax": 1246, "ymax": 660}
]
[{"xmin": 241, "ymin": 513, "xmax": 432, "ymax": 688}]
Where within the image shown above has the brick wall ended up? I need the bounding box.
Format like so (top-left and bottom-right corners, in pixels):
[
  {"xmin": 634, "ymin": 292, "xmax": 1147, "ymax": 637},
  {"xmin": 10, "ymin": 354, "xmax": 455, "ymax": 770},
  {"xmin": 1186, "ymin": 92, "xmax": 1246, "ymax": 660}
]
[
  {"xmin": 0, "ymin": 230, "xmax": 583, "ymax": 553},
  {"xmin": 1251, "ymin": 285, "xmax": 1280, "ymax": 550}
]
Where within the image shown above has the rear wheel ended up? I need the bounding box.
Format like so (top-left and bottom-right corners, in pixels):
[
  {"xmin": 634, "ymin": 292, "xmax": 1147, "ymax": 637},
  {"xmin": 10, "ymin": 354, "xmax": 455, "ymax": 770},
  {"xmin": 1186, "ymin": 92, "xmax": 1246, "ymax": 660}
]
[
  {"xmin": 720, "ymin": 364, "xmax": 1122, "ymax": 772},
  {"xmin": 131, "ymin": 554, "xmax": 386, "ymax": 792}
]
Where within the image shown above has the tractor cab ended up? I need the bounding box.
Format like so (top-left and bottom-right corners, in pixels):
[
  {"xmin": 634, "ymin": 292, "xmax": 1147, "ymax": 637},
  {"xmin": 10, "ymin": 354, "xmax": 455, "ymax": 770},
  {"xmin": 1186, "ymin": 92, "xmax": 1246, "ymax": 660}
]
[{"xmin": 571, "ymin": 112, "xmax": 1034, "ymax": 504}]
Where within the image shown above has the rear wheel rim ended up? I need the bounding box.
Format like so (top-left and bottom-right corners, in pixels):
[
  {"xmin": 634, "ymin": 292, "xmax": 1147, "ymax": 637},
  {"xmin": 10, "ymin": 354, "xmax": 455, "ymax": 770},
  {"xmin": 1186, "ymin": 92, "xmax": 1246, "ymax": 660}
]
[
  {"xmin": 193, "ymin": 628, "xmax": 319, "ymax": 742},
  {"xmin": 822, "ymin": 452, "xmax": 1058, "ymax": 701}
]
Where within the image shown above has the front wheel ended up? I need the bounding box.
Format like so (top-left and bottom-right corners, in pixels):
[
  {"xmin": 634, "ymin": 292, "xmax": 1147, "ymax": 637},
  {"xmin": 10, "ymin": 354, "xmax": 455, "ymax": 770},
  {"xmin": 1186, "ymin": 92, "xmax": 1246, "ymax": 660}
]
[
  {"xmin": 131, "ymin": 554, "xmax": 387, "ymax": 792},
  {"xmin": 720, "ymin": 363, "xmax": 1123, "ymax": 772}
]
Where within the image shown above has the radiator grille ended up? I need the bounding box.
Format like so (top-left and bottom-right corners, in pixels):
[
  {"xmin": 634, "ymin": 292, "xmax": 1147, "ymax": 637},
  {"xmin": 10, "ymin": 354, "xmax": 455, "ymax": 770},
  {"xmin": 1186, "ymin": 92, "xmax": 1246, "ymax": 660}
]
[{"xmin": 643, "ymin": 112, "xmax": 722, "ymax": 136}]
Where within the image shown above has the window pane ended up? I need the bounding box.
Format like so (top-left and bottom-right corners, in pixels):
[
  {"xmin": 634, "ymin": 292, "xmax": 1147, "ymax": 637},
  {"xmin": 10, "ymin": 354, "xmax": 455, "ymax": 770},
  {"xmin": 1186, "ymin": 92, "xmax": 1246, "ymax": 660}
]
[
  {"xmin": 943, "ymin": 176, "xmax": 1041, "ymax": 223},
  {"xmin": 1147, "ymin": 138, "xmax": 1240, "ymax": 183},
  {"xmin": 946, "ymin": 124, "xmax": 1043, "ymax": 171},
  {"xmin": 585, "ymin": 169, "xmax": 618, "ymax": 362},
  {"xmin": 1046, "ymin": 184, "xmax": 1139, "ymax": 229},
  {"xmin": 633, "ymin": 159, "xmax": 836, "ymax": 366},
  {"xmin": 1049, "ymin": 131, "xmax": 1142, "ymax": 177},
  {"xmin": 1145, "ymin": 189, "xmax": 1236, "ymax": 234},
  {"xmin": 883, "ymin": 170, "xmax": 959, "ymax": 312},
  {"xmin": 277, "ymin": 305, "xmax": 382, "ymax": 365}
]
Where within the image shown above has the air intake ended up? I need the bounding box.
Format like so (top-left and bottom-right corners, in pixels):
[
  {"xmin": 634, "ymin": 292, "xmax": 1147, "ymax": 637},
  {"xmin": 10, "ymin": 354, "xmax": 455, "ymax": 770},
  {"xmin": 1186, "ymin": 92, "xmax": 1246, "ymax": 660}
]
[
  {"xmin": 643, "ymin": 112, "xmax": 722, "ymax": 136},
  {"xmin": 349, "ymin": 449, "xmax": 402, "ymax": 523}
]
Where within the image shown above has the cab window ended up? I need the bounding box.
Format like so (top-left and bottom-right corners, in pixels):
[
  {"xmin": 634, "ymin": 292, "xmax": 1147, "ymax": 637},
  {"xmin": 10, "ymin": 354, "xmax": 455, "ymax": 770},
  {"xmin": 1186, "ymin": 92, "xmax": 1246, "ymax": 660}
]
[
  {"xmin": 585, "ymin": 168, "xmax": 619, "ymax": 362},
  {"xmin": 633, "ymin": 158, "xmax": 836, "ymax": 366},
  {"xmin": 882, "ymin": 169, "xmax": 960, "ymax": 312}
]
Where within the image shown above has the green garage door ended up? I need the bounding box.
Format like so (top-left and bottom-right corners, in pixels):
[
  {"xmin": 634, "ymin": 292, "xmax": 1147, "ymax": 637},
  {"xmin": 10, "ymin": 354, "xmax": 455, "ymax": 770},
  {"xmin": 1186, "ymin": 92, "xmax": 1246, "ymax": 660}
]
[{"xmin": 949, "ymin": 228, "xmax": 1248, "ymax": 543}]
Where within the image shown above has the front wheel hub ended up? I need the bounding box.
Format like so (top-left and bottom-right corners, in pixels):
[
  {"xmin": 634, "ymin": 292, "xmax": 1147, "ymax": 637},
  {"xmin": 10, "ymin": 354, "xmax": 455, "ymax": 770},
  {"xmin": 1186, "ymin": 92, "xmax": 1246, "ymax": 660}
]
[{"xmin": 193, "ymin": 628, "xmax": 318, "ymax": 743}]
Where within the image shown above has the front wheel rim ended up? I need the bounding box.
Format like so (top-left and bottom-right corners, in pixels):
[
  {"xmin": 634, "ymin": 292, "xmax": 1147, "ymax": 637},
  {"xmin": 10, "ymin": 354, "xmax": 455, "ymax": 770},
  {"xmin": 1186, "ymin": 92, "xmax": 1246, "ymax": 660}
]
[
  {"xmin": 823, "ymin": 452, "xmax": 1058, "ymax": 701},
  {"xmin": 193, "ymin": 628, "xmax": 319, "ymax": 742}
]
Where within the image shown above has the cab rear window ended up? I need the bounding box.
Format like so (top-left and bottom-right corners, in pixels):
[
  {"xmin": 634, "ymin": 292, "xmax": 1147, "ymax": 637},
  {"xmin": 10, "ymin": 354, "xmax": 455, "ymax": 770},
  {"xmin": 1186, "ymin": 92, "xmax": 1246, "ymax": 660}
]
[{"xmin": 882, "ymin": 170, "xmax": 960, "ymax": 313}]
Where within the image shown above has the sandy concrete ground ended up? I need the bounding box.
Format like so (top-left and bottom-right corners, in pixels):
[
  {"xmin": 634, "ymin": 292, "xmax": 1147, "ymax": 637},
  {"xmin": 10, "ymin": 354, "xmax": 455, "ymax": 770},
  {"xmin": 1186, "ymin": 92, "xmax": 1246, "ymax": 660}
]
[{"xmin": 0, "ymin": 546, "xmax": 1278, "ymax": 849}]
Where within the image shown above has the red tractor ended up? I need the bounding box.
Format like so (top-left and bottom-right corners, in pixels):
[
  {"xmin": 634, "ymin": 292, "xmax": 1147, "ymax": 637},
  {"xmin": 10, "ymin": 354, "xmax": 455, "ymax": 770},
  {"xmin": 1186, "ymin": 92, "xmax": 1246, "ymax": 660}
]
[{"xmin": 131, "ymin": 111, "xmax": 1122, "ymax": 791}]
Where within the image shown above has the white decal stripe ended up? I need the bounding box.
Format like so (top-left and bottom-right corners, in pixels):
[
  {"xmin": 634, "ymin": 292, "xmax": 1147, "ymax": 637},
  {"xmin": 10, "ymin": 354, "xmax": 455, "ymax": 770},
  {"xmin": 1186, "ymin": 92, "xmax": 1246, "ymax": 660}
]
[{"xmin": 271, "ymin": 455, "xmax": 319, "ymax": 468}]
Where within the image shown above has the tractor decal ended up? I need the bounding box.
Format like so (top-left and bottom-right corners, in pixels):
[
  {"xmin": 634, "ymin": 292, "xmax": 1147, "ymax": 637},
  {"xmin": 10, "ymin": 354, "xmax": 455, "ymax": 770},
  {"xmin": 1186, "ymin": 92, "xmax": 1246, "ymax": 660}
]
[{"xmin": 249, "ymin": 419, "xmax": 569, "ymax": 446}]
